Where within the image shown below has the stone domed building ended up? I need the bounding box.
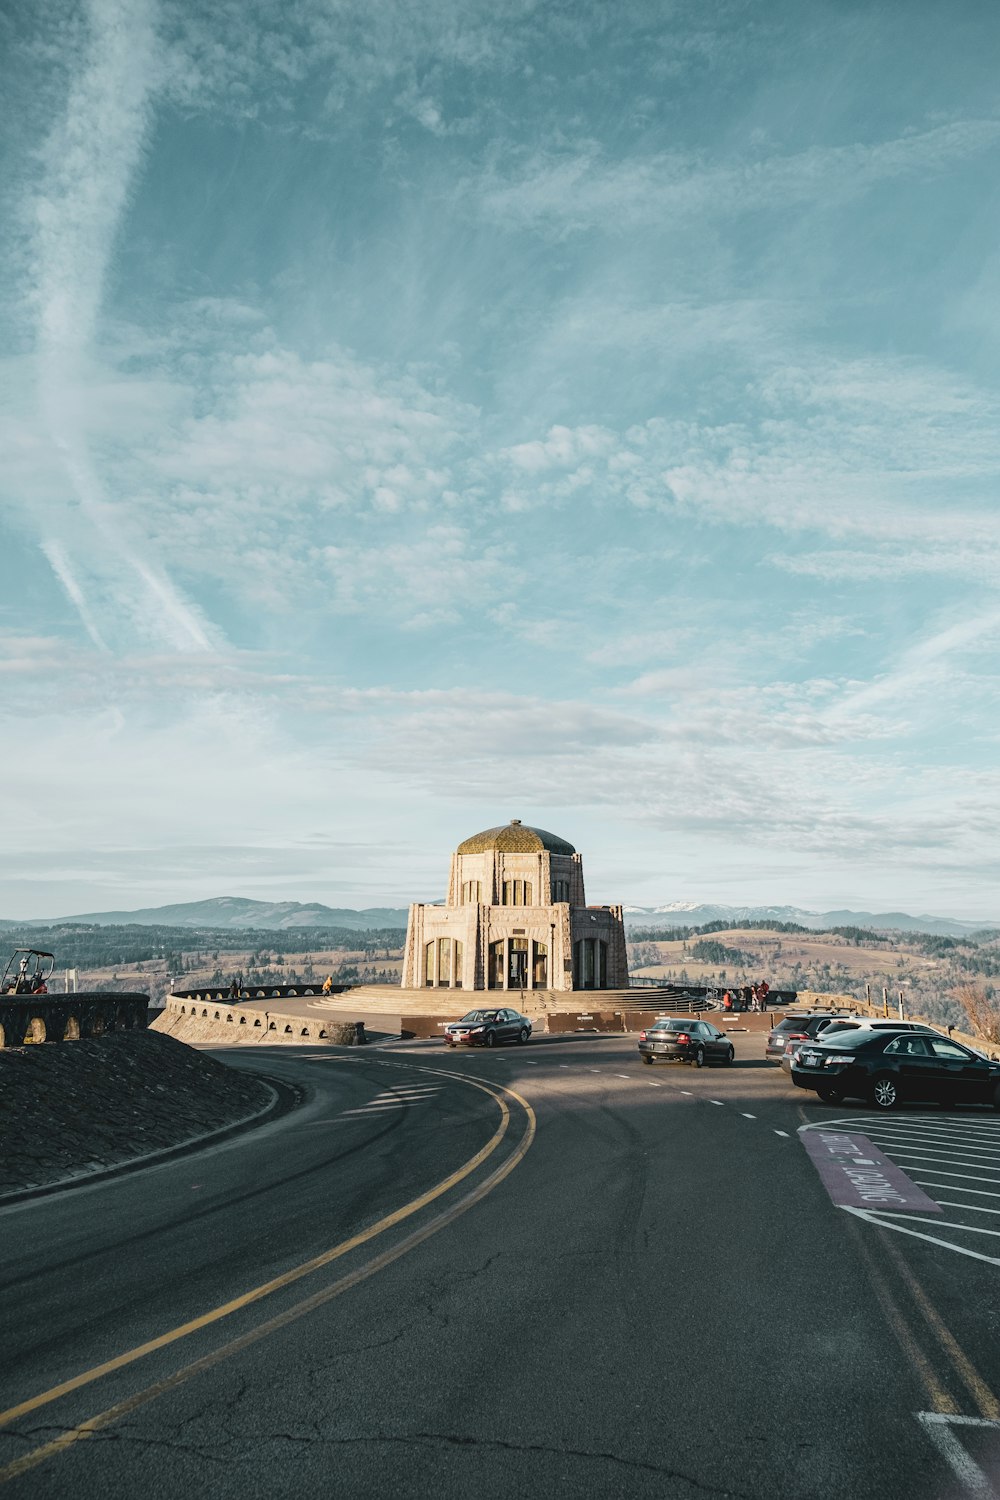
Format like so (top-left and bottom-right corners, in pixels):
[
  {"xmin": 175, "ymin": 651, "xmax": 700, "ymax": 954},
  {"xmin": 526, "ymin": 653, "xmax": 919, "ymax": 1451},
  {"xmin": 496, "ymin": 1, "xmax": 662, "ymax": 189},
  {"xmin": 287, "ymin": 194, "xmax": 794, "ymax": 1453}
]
[{"xmin": 401, "ymin": 820, "xmax": 628, "ymax": 994}]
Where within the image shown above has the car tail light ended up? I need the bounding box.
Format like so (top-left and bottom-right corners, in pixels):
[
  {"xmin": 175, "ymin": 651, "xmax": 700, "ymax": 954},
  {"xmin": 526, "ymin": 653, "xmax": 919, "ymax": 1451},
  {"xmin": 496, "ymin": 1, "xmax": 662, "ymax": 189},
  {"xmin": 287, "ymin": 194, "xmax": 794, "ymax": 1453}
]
[
  {"xmin": 639, "ymin": 1030, "xmax": 647, "ymax": 1041},
  {"xmin": 788, "ymin": 1032, "xmax": 808, "ymax": 1040},
  {"xmin": 676, "ymin": 1034, "xmax": 690, "ymax": 1045}
]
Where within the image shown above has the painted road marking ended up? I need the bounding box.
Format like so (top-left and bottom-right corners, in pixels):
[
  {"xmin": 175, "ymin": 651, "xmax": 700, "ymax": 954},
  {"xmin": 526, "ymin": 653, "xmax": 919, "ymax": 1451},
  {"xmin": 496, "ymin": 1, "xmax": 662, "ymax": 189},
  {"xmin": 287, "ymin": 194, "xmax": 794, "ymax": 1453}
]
[
  {"xmin": 342, "ymin": 1106, "xmax": 416, "ymax": 1115},
  {"xmin": 933, "ymin": 1200, "xmax": 1000, "ymax": 1216},
  {"xmin": 878, "ymin": 1213, "xmax": 1000, "ymax": 1240},
  {"xmin": 774, "ymin": 1130, "xmax": 790, "ymax": 1137},
  {"xmin": 742, "ymin": 1113, "xmax": 756, "ymax": 1119},
  {"xmin": 709, "ymin": 1100, "xmax": 724, "ymax": 1107},
  {"xmin": 805, "ymin": 1115, "xmax": 1000, "ymax": 1265},
  {"xmin": 647, "ymin": 1082, "xmax": 661, "ymax": 1088},
  {"xmin": 800, "ymin": 1131, "xmax": 941, "ymax": 1212},
  {"xmin": 918, "ymin": 1180, "xmax": 1000, "ymax": 1200},
  {"xmin": 918, "ymin": 1412, "xmax": 1000, "ymax": 1500},
  {"xmin": 680, "ymin": 1090, "xmax": 692, "ymax": 1095},
  {"xmin": 0, "ymin": 1063, "xmax": 537, "ymax": 1488},
  {"xmin": 0, "ymin": 1065, "xmax": 526, "ymax": 1434}
]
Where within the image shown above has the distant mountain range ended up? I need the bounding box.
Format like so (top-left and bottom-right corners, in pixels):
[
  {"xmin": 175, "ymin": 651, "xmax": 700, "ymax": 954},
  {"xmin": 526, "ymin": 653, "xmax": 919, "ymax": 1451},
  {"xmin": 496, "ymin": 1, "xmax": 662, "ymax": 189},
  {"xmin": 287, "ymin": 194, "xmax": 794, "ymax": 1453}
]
[
  {"xmin": 0, "ymin": 897, "xmax": 411, "ymax": 932},
  {"xmin": 0, "ymin": 894, "xmax": 995, "ymax": 938},
  {"xmin": 623, "ymin": 903, "xmax": 997, "ymax": 938}
]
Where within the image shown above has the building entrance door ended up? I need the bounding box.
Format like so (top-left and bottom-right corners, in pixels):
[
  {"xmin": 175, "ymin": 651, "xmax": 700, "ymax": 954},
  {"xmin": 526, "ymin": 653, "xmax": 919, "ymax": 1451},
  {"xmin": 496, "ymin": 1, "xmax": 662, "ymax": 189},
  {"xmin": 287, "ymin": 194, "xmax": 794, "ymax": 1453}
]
[{"xmin": 508, "ymin": 939, "xmax": 528, "ymax": 988}]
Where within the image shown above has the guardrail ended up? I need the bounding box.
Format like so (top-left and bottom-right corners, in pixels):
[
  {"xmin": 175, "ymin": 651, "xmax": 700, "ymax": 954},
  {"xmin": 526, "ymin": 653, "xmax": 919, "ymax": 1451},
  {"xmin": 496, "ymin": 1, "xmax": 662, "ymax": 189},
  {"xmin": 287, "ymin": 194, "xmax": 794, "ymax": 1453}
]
[
  {"xmin": 172, "ymin": 983, "xmax": 350, "ymax": 1002},
  {"xmin": 0, "ymin": 993, "xmax": 149, "ymax": 1049}
]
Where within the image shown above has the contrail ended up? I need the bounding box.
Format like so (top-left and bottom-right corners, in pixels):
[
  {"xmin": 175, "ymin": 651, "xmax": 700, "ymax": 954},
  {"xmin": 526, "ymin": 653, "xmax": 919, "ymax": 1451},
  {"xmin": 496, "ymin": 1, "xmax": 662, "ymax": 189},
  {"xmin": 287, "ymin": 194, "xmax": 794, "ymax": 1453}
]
[{"xmin": 31, "ymin": 0, "xmax": 214, "ymax": 655}]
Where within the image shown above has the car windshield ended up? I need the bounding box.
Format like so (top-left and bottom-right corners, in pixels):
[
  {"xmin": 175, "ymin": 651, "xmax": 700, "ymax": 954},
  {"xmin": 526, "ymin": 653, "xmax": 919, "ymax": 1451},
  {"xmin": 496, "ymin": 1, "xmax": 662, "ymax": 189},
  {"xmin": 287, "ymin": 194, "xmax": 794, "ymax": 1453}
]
[{"xmin": 654, "ymin": 1020, "xmax": 692, "ymax": 1030}]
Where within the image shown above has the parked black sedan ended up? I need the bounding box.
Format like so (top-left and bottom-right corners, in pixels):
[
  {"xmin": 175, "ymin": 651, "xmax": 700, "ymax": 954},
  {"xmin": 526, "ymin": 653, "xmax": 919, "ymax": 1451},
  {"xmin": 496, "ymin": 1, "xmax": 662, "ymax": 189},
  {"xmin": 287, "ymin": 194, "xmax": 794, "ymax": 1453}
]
[
  {"xmin": 638, "ymin": 1018, "xmax": 735, "ymax": 1068},
  {"xmin": 443, "ymin": 1008, "xmax": 532, "ymax": 1048},
  {"xmin": 791, "ymin": 1028, "xmax": 1000, "ymax": 1109}
]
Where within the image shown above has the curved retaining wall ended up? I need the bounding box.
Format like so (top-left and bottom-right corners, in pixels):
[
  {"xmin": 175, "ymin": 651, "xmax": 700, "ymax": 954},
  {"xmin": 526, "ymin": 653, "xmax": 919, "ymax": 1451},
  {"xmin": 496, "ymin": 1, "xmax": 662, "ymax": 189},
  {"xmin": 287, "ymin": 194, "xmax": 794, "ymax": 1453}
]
[
  {"xmin": 0, "ymin": 993, "xmax": 148, "ymax": 1049},
  {"xmin": 154, "ymin": 996, "xmax": 368, "ymax": 1046}
]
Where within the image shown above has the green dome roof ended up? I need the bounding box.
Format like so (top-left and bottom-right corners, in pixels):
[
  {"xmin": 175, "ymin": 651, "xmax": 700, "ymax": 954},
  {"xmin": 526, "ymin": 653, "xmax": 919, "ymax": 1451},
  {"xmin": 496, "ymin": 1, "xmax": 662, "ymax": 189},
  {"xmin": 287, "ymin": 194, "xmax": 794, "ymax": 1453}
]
[{"xmin": 457, "ymin": 819, "xmax": 576, "ymax": 856}]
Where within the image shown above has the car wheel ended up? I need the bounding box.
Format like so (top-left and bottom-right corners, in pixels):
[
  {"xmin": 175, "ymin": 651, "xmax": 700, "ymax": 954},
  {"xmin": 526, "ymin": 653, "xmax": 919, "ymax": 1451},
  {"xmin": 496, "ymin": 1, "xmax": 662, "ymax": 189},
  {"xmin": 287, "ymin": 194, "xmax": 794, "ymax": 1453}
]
[
  {"xmin": 725, "ymin": 1047, "xmax": 735, "ymax": 1066},
  {"xmin": 694, "ymin": 1046, "xmax": 706, "ymax": 1068},
  {"xmin": 870, "ymin": 1074, "xmax": 899, "ymax": 1110},
  {"xmin": 641, "ymin": 1054, "xmax": 653, "ymax": 1065},
  {"xmin": 485, "ymin": 1030, "xmax": 496, "ymax": 1048},
  {"xmin": 817, "ymin": 1087, "xmax": 844, "ymax": 1104},
  {"xmin": 518, "ymin": 1027, "xmax": 529, "ymax": 1044}
]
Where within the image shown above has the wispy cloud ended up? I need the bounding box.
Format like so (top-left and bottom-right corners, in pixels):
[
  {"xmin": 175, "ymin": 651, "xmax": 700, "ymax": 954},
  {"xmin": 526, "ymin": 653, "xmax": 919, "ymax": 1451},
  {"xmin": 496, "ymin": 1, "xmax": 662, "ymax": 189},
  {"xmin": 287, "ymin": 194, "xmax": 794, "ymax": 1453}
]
[
  {"xmin": 475, "ymin": 119, "xmax": 1000, "ymax": 234},
  {"xmin": 20, "ymin": 0, "xmax": 214, "ymax": 653}
]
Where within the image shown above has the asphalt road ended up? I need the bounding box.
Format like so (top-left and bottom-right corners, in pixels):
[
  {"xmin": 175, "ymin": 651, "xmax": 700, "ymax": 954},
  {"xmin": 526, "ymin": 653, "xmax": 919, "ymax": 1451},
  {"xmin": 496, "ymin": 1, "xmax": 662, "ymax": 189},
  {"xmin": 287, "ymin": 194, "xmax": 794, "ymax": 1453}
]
[{"xmin": 2, "ymin": 1030, "xmax": 1000, "ymax": 1499}]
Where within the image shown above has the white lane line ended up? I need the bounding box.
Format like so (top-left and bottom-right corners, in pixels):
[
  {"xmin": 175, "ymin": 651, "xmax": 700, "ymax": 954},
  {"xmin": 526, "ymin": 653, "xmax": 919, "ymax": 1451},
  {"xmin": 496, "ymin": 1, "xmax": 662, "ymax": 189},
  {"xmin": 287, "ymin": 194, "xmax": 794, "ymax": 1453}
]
[
  {"xmin": 872, "ymin": 1212, "xmax": 1000, "ymax": 1240},
  {"xmin": 863, "ymin": 1122, "xmax": 1000, "ymax": 1140},
  {"xmin": 680, "ymin": 1090, "xmax": 692, "ymax": 1095},
  {"xmin": 848, "ymin": 1118, "xmax": 1000, "ymax": 1137},
  {"xmin": 913, "ymin": 1180, "xmax": 1000, "ymax": 1200},
  {"xmin": 341, "ymin": 1107, "xmax": 407, "ymax": 1116},
  {"xmin": 935, "ymin": 1200, "xmax": 1000, "ymax": 1216},
  {"xmin": 869, "ymin": 1144, "xmax": 1000, "ymax": 1167},
  {"xmin": 877, "ymin": 1150, "xmax": 1000, "ymax": 1177},
  {"xmin": 902, "ymin": 1167, "xmax": 1000, "ymax": 1186},
  {"xmin": 647, "ymin": 1082, "xmax": 662, "ymax": 1088},
  {"xmin": 528, "ymin": 1061, "xmax": 539, "ymax": 1065},
  {"xmin": 616, "ymin": 1074, "xmax": 630, "ymax": 1079},
  {"xmin": 917, "ymin": 1412, "xmax": 1000, "ymax": 1500},
  {"xmin": 842, "ymin": 1206, "xmax": 1000, "ymax": 1268},
  {"xmin": 372, "ymin": 1091, "xmax": 439, "ymax": 1099},
  {"xmin": 560, "ymin": 1065, "xmax": 571, "ymax": 1069},
  {"xmin": 709, "ymin": 1100, "xmax": 724, "ymax": 1107},
  {"xmin": 774, "ymin": 1130, "xmax": 790, "ymax": 1138},
  {"xmin": 742, "ymin": 1112, "xmax": 756, "ymax": 1119},
  {"xmin": 590, "ymin": 1069, "xmax": 600, "ymax": 1074},
  {"xmin": 858, "ymin": 1131, "xmax": 1000, "ymax": 1158},
  {"xmin": 859, "ymin": 1121, "xmax": 1000, "ymax": 1142}
]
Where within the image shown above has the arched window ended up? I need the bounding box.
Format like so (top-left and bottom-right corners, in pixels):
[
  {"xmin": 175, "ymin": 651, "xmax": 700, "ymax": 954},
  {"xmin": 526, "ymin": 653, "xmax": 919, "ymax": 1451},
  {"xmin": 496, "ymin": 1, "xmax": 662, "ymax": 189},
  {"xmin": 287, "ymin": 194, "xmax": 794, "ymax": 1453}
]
[
  {"xmin": 454, "ymin": 940, "xmax": 464, "ymax": 988},
  {"xmin": 501, "ymin": 880, "xmax": 533, "ymax": 906},
  {"xmin": 424, "ymin": 941, "xmax": 435, "ymax": 986},
  {"xmin": 488, "ymin": 940, "xmax": 504, "ymax": 989},
  {"xmin": 437, "ymin": 937, "xmax": 452, "ymax": 986}
]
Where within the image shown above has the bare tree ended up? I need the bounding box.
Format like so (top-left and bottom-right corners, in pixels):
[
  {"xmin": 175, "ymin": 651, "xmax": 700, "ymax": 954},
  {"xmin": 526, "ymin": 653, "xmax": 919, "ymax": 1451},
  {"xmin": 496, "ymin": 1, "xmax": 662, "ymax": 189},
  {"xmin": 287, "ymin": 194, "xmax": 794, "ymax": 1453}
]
[{"xmin": 954, "ymin": 982, "xmax": 1000, "ymax": 1045}]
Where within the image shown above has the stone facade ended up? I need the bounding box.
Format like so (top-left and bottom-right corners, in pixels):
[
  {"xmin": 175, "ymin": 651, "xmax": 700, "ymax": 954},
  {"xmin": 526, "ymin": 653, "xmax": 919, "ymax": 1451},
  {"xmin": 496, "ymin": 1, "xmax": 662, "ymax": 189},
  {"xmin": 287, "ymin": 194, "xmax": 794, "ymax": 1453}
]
[{"xmin": 401, "ymin": 820, "xmax": 629, "ymax": 994}]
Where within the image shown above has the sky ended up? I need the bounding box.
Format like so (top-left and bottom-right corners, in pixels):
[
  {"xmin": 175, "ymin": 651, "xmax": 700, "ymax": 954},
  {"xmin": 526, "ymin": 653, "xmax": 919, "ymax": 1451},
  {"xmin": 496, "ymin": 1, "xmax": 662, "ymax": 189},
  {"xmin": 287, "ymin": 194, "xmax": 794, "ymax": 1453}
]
[{"xmin": 1, "ymin": 0, "xmax": 999, "ymax": 922}]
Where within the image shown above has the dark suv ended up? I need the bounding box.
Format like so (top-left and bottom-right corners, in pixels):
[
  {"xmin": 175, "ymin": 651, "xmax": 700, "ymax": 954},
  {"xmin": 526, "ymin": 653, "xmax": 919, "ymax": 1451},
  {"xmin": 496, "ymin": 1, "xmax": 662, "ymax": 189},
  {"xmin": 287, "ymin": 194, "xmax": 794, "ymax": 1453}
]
[{"xmin": 766, "ymin": 1013, "xmax": 852, "ymax": 1064}]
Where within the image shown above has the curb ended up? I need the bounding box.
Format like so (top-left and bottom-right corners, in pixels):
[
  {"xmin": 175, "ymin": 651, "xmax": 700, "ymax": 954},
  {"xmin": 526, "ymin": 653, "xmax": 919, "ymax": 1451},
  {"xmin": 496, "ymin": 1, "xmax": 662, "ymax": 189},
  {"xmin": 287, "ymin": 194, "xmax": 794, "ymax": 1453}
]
[{"xmin": 0, "ymin": 1074, "xmax": 302, "ymax": 1209}]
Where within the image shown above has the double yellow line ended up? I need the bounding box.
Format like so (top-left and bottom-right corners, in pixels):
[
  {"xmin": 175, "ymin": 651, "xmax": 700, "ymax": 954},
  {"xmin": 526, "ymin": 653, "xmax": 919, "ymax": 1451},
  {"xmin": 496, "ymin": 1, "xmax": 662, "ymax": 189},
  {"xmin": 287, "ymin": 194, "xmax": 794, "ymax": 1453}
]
[
  {"xmin": 0, "ymin": 1064, "xmax": 535, "ymax": 1486},
  {"xmin": 854, "ymin": 1224, "xmax": 999, "ymax": 1421}
]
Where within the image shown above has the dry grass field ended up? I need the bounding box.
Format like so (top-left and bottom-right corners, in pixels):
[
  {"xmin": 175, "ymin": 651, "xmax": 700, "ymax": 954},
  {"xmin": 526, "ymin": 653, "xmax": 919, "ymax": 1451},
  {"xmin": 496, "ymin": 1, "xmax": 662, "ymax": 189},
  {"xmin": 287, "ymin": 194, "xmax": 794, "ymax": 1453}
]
[{"xmin": 47, "ymin": 923, "xmax": 996, "ymax": 1031}]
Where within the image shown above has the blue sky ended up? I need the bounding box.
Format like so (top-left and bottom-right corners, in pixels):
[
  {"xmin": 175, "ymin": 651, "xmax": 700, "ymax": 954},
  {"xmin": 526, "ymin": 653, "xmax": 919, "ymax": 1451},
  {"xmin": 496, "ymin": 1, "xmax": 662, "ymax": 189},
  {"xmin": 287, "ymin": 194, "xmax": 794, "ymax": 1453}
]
[{"xmin": 2, "ymin": 0, "xmax": 999, "ymax": 921}]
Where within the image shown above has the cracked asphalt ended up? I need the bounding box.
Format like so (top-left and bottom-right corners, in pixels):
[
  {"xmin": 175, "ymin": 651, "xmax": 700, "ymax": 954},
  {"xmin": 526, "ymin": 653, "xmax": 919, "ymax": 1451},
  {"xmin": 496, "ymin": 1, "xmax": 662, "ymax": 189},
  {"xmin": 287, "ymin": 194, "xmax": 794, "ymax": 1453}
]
[{"xmin": 2, "ymin": 1033, "xmax": 999, "ymax": 1499}]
